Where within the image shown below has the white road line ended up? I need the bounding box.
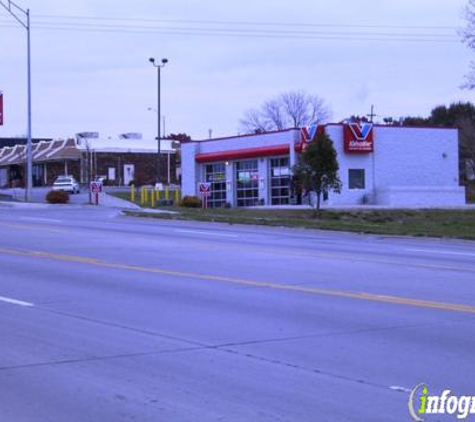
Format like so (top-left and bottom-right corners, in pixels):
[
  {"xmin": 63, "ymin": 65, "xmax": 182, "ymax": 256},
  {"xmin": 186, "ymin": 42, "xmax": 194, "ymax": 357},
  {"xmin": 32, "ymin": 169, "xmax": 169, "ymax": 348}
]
[
  {"xmin": 405, "ymin": 248, "xmax": 475, "ymax": 257},
  {"xmin": 0, "ymin": 295, "xmax": 34, "ymax": 307},
  {"xmin": 20, "ymin": 217, "xmax": 62, "ymax": 223},
  {"xmin": 175, "ymin": 229, "xmax": 239, "ymax": 238}
]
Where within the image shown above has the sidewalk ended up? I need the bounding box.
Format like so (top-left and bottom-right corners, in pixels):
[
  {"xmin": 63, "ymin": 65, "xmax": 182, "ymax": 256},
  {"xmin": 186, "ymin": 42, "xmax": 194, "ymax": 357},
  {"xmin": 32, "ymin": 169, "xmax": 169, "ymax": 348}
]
[{"xmin": 0, "ymin": 188, "xmax": 141, "ymax": 211}]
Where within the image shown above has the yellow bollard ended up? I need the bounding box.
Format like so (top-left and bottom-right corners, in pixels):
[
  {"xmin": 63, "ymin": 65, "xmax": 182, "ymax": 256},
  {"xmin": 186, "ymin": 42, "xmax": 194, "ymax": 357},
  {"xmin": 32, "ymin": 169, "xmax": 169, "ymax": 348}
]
[
  {"xmin": 174, "ymin": 188, "xmax": 181, "ymax": 205},
  {"xmin": 151, "ymin": 189, "xmax": 156, "ymax": 208},
  {"xmin": 140, "ymin": 187, "xmax": 143, "ymax": 204},
  {"xmin": 130, "ymin": 184, "xmax": 135, "ymax": 202},
  {"xmin": 165, "ymin": 187, "xmax": 169, "ymax": 201}
]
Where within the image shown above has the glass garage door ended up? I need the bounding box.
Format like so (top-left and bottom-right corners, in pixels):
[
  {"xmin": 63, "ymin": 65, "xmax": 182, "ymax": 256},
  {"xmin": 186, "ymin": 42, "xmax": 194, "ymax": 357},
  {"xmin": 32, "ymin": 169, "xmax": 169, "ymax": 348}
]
[
  {"xmin": 205, "ymin": 162, "xmax": 227, "ymax": 208},
  {"xmin": 236, "ymin": 160, "xmax": 259, "ymax": 207},
  {"xmin": 270, "ymin": 157, "xmax": 290, "ymax": 205}
]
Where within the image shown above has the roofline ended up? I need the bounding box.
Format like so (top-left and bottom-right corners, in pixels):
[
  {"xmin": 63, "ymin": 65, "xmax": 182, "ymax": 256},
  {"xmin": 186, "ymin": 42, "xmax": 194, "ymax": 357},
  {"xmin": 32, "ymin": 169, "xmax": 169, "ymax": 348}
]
[
  {"xmin": 324, "ymin": 122, "xmax": 458, "ymax": 130},
  {"xmin": 184, "ymin": 128, "xmax": 299, "ymax": 144}
]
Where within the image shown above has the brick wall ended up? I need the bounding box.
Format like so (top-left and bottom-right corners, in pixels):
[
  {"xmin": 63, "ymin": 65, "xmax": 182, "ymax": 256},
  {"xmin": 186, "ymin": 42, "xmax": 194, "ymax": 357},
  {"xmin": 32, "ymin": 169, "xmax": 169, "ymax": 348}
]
[
  {"xmin": 93, "ymin": 152, "xmax": 177, "ymax": 186},
  {"xmin": 45, "ymin": 161, "xmax": 80, "ymax": 185}
]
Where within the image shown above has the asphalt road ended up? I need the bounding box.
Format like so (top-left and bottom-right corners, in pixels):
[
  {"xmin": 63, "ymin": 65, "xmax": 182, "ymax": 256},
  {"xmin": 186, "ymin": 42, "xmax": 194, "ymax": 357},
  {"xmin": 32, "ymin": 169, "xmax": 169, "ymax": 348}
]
[{"xmin": 0, "ymin": 205, "xmax": 474, "ymax": 421}]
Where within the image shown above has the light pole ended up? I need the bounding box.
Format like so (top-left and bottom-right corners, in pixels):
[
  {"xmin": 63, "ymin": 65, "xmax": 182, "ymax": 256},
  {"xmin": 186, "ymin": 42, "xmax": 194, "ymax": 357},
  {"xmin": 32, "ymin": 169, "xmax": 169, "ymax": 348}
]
[
  {"xmin": 0, "ymin": 0, "xmax": 32, "ymax": 201},
  {"xmin": 149, "ymin": 57, "xmax": 168, "ymax": 184}
]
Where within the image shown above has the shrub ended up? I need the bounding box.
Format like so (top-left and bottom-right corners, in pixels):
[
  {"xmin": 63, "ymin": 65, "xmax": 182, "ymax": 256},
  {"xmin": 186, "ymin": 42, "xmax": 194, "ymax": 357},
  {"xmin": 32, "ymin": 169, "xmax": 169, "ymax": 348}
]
[
  {"xmin": 179, "ymin": 195, "xmax": 201, "ymax": 208},
  {"xmin": 46, "ymin": 190, "xmax": 70, "ymax": 204}
]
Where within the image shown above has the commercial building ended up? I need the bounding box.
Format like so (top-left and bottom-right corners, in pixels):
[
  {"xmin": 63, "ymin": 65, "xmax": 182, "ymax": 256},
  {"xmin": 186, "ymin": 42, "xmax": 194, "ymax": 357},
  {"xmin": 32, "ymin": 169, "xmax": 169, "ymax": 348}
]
[
  {"xmin": 0, "ymin": 134, "xmax": 178, "ymax": 188},
  {"xmin": 181, "ymin": 123, "xmax": 466, "ymax": 207}
]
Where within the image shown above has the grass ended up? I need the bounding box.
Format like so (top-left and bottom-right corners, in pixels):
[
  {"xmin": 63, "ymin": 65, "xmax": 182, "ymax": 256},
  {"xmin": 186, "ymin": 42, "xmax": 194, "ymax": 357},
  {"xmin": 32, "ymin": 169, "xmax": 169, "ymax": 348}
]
[
  {"xmin": 122, "ymin": 206, "xmax": 475, "ymax": 241},
  {"xmin": 109, "ymin": 190, "xmax": 475, "ymax": 240}
]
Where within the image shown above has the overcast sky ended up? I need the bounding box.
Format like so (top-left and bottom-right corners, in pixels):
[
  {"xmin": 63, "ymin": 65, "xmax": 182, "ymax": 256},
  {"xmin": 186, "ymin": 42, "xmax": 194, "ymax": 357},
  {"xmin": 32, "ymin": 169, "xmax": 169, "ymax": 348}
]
[{"xmin": 1, "ymin": 0, "xmax": 474, "ymax": 140}]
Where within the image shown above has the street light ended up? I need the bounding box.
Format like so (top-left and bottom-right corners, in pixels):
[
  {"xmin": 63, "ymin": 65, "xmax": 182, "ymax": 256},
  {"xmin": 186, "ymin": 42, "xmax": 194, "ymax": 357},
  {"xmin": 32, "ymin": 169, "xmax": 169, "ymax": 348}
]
[
  {"xmin": 149, "ymin": 57, "xmax": 168, "ymax": 184},
  {"xmin": 0, "ymin": 0, "xmax": 33, "ymax": 201}
]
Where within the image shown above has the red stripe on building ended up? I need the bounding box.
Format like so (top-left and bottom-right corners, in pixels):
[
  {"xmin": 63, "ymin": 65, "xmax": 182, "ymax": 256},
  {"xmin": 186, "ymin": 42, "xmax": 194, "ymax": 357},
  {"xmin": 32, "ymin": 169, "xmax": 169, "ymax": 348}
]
[{"xmin": 195, "ymin": 144, "xmax": 290, "ymax": 163}]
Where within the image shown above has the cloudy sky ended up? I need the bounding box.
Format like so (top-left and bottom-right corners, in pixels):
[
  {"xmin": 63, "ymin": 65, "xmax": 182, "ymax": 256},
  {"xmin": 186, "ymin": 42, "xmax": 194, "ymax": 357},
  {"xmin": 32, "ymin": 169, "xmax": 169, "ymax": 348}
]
[{"xmin": 1, "ymin": 0, "xmax": 474, "ymax": 140}]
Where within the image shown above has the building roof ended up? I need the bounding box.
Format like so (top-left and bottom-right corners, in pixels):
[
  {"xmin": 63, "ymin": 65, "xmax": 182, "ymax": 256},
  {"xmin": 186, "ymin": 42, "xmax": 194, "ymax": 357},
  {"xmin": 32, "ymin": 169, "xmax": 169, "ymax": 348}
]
[
  {"xmin": 76, "ymin": 136, "xmax": 177, "ymax": 153},
  {"xmin": 0, "ymin": 139, "xmax": 81, "ymax": 167},
  {"xmin": 0, "ymin": 138, "xmax": 52, "ymax": 148}
]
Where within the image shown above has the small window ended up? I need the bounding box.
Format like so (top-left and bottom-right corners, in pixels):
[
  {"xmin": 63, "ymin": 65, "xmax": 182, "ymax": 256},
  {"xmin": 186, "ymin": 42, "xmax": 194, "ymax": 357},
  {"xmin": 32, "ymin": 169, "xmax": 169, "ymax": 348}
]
[{"xmin": 349, "ymin": 169, "xmax": 365, "ymax": 189}]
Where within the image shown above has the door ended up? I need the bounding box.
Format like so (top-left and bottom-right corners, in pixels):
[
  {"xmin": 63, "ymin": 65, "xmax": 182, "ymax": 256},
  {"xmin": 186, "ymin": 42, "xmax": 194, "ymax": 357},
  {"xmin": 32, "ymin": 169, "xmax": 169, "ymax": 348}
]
[{"xmin": 124, "ymin": 164, "xmax": 135, "ymax": 186}]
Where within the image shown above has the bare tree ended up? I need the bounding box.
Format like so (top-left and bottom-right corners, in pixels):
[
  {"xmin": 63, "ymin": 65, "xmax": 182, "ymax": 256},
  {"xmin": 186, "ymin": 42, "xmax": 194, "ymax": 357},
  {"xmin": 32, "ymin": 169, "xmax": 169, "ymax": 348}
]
[
  {"xmin": 461, "ymin": 0, "xmax": 475, "ymax": 88},
  {"xmin": 457, "ymin": 117, "xmax": 475, "ymax": 181},
  {"xmin": 240, "ymin": 91, "xmax": 332, "ymax": 133}
]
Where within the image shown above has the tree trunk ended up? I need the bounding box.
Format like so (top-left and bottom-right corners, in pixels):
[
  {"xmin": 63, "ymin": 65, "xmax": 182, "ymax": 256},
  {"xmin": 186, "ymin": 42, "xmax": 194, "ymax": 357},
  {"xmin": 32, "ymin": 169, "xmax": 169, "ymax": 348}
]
[{"xmin": 312, "ymin": 190, "xmax": 321, "ymax": 218}]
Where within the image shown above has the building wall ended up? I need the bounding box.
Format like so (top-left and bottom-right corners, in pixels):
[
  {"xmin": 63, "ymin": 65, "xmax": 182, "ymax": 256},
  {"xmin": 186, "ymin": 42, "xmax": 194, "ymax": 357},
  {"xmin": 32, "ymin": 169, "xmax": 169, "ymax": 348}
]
[
  {"xmin": 324, "ymin": 125, "xmax": 465, "ymax": 207},
  {"xmin": 45, "ymin": 161, "xmax": 80, "ymax": 185},
  {"xmin": 182, "ymin": 125, "xmax": 466, "ymax": 207},
  {"xmin": 181, "ymin": 130, "xmax": 299, "ymax": 198},
  {"xmin": 90, "ymin": 152, "xmax": 177, "ymax": 186}
]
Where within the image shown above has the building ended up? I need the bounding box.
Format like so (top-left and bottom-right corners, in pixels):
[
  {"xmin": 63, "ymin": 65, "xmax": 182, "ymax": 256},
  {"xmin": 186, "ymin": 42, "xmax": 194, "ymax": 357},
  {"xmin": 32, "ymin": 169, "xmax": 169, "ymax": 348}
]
[
  {"xmin": 0, "ymin": 135, "xmax": 178, "ymax": 188},
  {"xmin": 181, "ymin": 123, "xmax": 466, "ymax": 207}
]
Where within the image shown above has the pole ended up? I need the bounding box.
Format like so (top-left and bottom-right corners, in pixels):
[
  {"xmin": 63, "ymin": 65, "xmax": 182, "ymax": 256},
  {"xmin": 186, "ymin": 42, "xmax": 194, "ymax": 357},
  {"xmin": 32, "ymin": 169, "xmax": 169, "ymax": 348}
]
[
  {"xmin": 157, "ymin": 66, "xmax": 161, "ymax": 184},
  {"xmin": 25, "ymin": 8, "xmax": 32, "ymax": 201},
  {"xmin": 0, "ymin": 1, "xmax": 34, "ymax": 201}
]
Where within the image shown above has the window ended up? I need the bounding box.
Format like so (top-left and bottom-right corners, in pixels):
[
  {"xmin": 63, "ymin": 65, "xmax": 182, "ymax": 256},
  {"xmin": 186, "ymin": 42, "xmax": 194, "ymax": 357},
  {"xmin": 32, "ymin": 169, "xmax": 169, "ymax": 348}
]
[
  {"xmin": 349, "ymin": 169, "xmax": 365, "ymax": 189},
  {"xmin": 236, "ymin": 160, "xmax": 259, "ymax": 207},
  {"xmin": 205, "ymin": 163, "xmax": 227, "ymax": 208},
  {"xmin": 270, "ymin": 157, "xmax": 290, "ymax": 205}
]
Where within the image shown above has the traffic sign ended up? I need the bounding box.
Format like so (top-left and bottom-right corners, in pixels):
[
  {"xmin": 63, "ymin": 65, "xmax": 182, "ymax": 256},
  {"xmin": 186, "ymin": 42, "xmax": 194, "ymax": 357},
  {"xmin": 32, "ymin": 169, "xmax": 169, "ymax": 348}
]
[
  {"xmin": 198, "ymin": 182, "xmax": 211, "ymax": 197},
  {"xmin": 90, "ymin": 181, "xmax": 103, "ymax": 193}
]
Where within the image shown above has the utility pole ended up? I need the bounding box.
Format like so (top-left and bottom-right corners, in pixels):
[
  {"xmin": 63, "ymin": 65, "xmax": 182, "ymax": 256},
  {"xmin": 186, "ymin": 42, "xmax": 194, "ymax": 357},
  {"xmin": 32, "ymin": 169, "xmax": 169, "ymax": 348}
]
[
  {"xmin": 0, "ymin": 0, "xmax": 33, "ymax": 201},
  {"xmin": 149, "ymin": 57, "xmax": 168, "ymax": 184},
  {"xmin": 367, "ymin": 105, "xmax": 377, "ymax": 123}
]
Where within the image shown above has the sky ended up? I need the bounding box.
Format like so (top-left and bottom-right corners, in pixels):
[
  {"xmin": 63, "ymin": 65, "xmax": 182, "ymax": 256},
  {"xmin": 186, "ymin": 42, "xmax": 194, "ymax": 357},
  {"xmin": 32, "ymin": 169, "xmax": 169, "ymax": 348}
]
[{"xmin": 1, "ymin": 0, "xmax": 475, "ymax": 141}]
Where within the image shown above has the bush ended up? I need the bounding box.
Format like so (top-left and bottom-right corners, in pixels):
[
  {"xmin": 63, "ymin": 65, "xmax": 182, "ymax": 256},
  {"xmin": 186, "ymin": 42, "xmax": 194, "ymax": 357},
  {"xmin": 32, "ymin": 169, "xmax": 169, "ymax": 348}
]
[
  {"xmin": 179, "ymin": 195, "xmax": 201, "ymax": 208},
  {"xmin": 46, "ymin": 190, "xmax": 70, "ymax": 204}
]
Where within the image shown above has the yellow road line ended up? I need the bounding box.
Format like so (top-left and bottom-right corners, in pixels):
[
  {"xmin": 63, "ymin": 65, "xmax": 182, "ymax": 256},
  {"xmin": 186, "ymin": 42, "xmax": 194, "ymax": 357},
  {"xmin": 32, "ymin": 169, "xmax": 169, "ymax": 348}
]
[
  {"xmin": 1, "ymin": 246, "xmax": 475, "ymax": 315},
  {"xmin": 0, "ymin": 222, "xmax": 66, "ymax": 234},
  {"xmin": 2, "ymin": 220, "xmax": 473, "ymax": 274}
]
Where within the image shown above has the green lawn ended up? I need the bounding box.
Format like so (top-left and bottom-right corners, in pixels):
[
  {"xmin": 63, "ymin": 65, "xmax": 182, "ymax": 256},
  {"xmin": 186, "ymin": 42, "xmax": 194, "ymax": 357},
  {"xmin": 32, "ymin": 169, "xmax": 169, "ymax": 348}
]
[{"xmin": 121, "ymin": 203, "xmax": 475, "ymax": 240}]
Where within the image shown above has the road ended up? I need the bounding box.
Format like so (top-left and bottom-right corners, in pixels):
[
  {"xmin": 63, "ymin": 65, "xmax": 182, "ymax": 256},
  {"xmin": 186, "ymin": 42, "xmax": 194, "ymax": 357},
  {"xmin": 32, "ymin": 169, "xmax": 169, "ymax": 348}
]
[{"xmin": 0, "ymin": 205, "xmax": 474, "ymax": 421}]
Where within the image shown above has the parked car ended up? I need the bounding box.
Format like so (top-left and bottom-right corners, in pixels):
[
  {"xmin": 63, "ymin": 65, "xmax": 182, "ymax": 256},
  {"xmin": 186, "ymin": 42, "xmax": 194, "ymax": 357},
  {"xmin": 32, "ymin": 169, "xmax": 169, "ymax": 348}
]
[{"xmin": 52, "ymin": 176, "xmax": 80, "ymax": 194}]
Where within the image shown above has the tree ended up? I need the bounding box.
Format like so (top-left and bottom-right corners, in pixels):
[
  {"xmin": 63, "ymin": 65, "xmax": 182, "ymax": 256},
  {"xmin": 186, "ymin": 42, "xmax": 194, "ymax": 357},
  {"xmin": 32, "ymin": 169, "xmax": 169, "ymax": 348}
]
[
  {"xmin": 240, "ymin": 91, "xmax": 332, "ymax": 133},
  {"xmin": 402, "ymin": 102, "xmax": 475, "ymax": 182},
  {"xmin": 292, "ymin": 132, "xmax": 341, "ymax": 216},
  {"xmin": 461, "ymin": 0, "xmax": 475, "ymax": 88}
]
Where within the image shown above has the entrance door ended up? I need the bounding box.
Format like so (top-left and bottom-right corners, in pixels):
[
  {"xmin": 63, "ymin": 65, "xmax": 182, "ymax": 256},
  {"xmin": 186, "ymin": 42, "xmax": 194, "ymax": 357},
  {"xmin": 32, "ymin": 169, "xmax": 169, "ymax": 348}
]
[{"xmin": 124, "ymin": 164, "xmax": 135, "ymax": 186}]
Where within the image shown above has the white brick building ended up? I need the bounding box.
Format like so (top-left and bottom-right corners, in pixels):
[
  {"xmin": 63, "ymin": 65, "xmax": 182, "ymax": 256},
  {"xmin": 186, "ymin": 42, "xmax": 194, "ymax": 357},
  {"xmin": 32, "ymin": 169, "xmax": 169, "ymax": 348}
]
[{"xmin": 181, "ymin": 124, "xmax": 465, "ymax": 207}]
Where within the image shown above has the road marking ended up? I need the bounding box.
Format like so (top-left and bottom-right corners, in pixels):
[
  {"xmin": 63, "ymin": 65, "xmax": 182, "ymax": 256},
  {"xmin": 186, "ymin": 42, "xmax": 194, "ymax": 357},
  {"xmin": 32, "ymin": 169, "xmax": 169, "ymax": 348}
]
[
  {"xmin": 0, "ymin": 295, "xmax": 34, "ymax": 307},
  {"xmin": 406, "ymin": 248, "xmax": 475, "ymax": 257},
  {"xmin": 0, "ymin": 222, "xmax": 65, "ymax": 234},
  {"xmin": 1, "ymin": 247, "xmax": 475, "ymax": 315},
  {"xmin": 175, "ymin": 229, "xmax": 239, "ymax": 238},
  {"xmin": 20, "ymin": 217, "xmax": 62, "ymax": 223}
]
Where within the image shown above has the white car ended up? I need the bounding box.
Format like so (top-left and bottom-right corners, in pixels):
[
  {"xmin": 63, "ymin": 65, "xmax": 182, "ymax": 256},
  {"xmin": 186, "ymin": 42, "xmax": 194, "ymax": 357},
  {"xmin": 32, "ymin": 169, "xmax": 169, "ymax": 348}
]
[{"xmin": 52, "ymin": 176, "xmax": 80, "ymax": 194}]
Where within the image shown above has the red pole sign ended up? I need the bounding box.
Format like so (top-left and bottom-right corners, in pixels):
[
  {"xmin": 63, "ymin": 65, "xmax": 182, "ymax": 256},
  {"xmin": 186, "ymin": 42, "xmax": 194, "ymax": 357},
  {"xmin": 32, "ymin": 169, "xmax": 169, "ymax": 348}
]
[
  {"xmin": 90, "ymin": 181, "xmax": 103, "ymax": 205},
  {"xmin": 198, "ymin": 182, "xmax": 211, "ymax": 209},
  {"xmin": 0, "ymin": 91, "xmax": 3, "ymax": 126}
]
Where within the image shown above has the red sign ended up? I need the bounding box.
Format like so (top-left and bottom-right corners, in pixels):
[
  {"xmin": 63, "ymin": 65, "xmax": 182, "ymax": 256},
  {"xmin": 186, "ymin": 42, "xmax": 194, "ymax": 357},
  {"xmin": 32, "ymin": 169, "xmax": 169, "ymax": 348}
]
[
  {"xmin": 344, "ymin": 123, "xmax": 374, "ymax": 153},
  {"xmin": 198, "ymin": 182, "xmax": 211, "ymax": 197},
  {"xmin": 0, "ymin": 91, "xmax": 3, "ymax": 126},
  {"xmin": 90, "ymin": 181, "xmax": 103, "ymax": 193}
]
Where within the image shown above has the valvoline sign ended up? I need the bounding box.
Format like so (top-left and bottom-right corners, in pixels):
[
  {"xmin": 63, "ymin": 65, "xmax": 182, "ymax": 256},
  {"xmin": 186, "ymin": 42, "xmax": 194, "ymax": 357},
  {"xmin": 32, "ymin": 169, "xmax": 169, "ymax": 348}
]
[{"xmin": 344, "ymin": 122, "xmax": 374, "ymax": 153}]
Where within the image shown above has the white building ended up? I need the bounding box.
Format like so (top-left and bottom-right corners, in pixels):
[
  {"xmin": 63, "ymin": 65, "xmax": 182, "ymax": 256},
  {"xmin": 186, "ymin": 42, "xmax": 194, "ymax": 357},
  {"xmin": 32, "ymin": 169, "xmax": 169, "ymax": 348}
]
[{"xmin": 181, "ymin": 123, "xmax": 466, "ymax": 207}]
